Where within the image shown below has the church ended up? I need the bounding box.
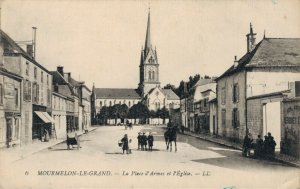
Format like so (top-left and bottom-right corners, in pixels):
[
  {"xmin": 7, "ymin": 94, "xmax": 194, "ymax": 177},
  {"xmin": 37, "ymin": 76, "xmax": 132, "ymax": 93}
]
[{"xmin": 91, "ymin": 10, "xmax": 180, "ymax": 123}]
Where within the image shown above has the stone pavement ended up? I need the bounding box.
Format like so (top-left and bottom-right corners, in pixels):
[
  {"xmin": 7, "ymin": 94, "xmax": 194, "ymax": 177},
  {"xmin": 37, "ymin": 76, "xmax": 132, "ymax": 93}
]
[
  {"xmin": 0, "ymin": 127, "xmax": 97, "ymax": 164},
  {"xmin": 182, "ymin": 130, "xmax": 300, "ymax": 168}
]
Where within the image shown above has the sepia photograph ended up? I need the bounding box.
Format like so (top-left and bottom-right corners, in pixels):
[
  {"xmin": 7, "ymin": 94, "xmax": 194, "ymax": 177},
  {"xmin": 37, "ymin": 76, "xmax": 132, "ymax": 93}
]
[{"xmin": 0, "ymin": 0, "xmax": 299, "ymax": 188}]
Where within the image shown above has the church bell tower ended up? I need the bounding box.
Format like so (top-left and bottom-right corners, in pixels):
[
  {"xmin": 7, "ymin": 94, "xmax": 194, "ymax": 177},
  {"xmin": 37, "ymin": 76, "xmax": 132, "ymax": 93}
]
[{"xmin": 138, "ymin": 8, "xmax": 160, "ymax": 97}]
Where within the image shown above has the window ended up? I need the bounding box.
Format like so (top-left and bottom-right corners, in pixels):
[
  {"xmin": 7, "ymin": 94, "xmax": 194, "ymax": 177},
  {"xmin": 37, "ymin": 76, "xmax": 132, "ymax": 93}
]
[
  {"xmin": 129, "ymin": 101, "xmax": 131, "ymax": 107},
  {"xmin": 15, "ymin": 88, "xmax": 18, "ymax": 107},
  {"xmin": 34, "ymin": 67, "xmax": 37, "ymax": 79},
  {"xmin": 47, "ymin": 89, "xmax": 51, "ymax": 105},
  {"xmin": 232, "ymin": 108, "xmax": 239, "ymax": 128},
  {"xmin": 41, "ymin": 71, "xmax": 43, "ymax": 83},
  {"xmin": 148, "ymin": 71, "xmax": 151, "ymax": 80},
  {"xmin": 221, "ymin": 87, "xmax": 226, "ymax": 105},
  {"xmin": 221, "ymin": 109, "xmax": 226, "ymax": 127},
  {"xmin": 0, "ymin": 84, "xmax": 3, "ymax": 104},
  {"xmin": 152, "ymin": 71, "xmax": 155, "ymax": 80},
  {"xmin": 47, "ymin": 75, "xmax": 49, "ymax": 85},
  {"xmin": 100, "ymin": 101, "xmax": 102, "ymax": 108},
  {"xmin": 109, "ymin": 101, "xmax": 112, "ymax": 106},
  {"xmin": 233, "ymin": 83, "xmax": 239, "ymax": 103},
  {"xmin": 25, "ymin": 62, "xmax": 29, "ymax": 76},
  {"xmin": 23, "ymin": 80, "xmax": 31, "ymax": 101}
]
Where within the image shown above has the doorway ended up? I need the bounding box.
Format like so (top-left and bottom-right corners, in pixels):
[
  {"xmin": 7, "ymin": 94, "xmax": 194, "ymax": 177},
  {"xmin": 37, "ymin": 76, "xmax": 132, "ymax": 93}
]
[{"xmin": 263, "ymin": 101, "xmax": 281, "ymax": 150}]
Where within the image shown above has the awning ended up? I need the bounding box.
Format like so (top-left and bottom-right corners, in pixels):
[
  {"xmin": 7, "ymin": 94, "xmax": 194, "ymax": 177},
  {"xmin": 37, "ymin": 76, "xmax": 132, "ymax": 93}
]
[
  {"xmin": 43, "ymin": 112, "xmax": 55, "ymax": 123},
  {"xmin": 35, "ymin": 111, "xmax": 51, "ymax": 123}
]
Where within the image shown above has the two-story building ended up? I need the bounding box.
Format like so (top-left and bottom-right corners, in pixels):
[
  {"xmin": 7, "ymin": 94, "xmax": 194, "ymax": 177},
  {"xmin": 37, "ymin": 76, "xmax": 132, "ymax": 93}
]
[
  {"xmin": 216, "ymin": 24, "xmax": 300, "ymax": 146},
  {"xmin": 1, "ymin": 29, "xmax": 53, "ymax": 143}
]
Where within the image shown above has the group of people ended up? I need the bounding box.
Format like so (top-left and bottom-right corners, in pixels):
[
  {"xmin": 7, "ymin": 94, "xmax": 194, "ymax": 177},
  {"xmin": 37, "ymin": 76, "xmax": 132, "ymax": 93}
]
[
  {"xmin": 243, "ymin": 132, "xmax": 277, "ymax": 159},
  {"xmin": 120, "ymin": 132, "xmax": 154, "ymax": 154},
  {"xmin": 137, "ymin": 132, "xmax": 154, "ymax": 151}
]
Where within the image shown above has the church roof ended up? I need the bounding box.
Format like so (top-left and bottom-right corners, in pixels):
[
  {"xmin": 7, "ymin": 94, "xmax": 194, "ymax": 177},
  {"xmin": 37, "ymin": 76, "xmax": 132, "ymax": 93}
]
[
  {"xmin": 217, "ymin": 38, "xmax": 300, "ymax": 80},
  {"xmin": 161, "ymin": 89, "xmax": 180, "ymax": 100},
  {"xmin": 144, "ymin": 9, "xmax": 152, "ymax": 51},
  {"xmin": 95, "ymin": 88, "xmax": 141, "ymax": 99}
]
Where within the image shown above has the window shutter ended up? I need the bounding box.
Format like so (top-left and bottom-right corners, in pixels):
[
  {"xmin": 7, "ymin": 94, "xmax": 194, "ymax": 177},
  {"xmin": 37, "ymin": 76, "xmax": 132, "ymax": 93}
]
[
  {"xmin": 232, "ymin": 110, "xmax": 234, "ymax": 127},
  {"xmin": 37, "ymin": 84, "xmax": 39, "ymax": 103},
  {"xmin": 237, "ymin": 109, "xmax": 240, "ymax": 127},
  {"xmin": 237, "ymin": 85, "xmax": 240, "ymax": 102},
  {"xmin": 28, "ymin": 81, "xmax": 31, "ymax": 101},
  {"xmin": 232, "ymin": 84, "xmax": 234, "ymax": 102}
]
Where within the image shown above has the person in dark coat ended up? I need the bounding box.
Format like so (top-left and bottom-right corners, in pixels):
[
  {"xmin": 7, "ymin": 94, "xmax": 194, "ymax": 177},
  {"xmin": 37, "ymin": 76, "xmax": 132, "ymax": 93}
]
[
  {"xmin": 263, "ymin": 135, "xmax": 269, "ymax": 157},
  {"xmin": 142, "ymin": 133, "xmax": 147, "ymax": 151},
  {"xmin": 121, "ymin": 134, "xmax": 129, "ymax": 154},
  {"xmin": 147, "ymin": 132, "xmax": 154, "ymax": 151},
  {"xmin": 254, "ymin": 135, "xmax": 263, "ymax": 158},
  {"xmin": 268, "ymin": 134, "xmax": 276, "ymax": 158},
  {"xmin": 242, "ymin": 133, "xmax": 253, "ymax": 157},
  {"xmin": 137, "ymin": 132, "xmax": 142, "ymax": 150}
]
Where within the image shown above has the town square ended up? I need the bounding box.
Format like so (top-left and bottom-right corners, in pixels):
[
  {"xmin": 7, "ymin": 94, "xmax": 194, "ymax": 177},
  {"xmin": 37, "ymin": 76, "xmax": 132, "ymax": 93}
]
[{"xmin": 0, "ymin": 1, "xmax": 299, "ymax": 189}]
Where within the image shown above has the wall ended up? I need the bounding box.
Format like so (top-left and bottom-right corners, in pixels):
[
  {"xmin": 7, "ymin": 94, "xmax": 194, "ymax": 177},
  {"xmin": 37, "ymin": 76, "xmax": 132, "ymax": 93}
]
[
  {"xmin": 247, "ymin": 98, "xmax": 263, "ymax": 139},
  {"xmin": 281, "ymin": 99, "xmax": 300, "ymax": 158},
  {"xmin": 247, "ymin": 72, "xmax": 300, "ymax": 98},
  {"xmin": 96, "ymin": 98, "xmax": 140, "ymax": 113},
  {"xmin": 217, "ymin": 71, "xmax": 247, "ymax": 143}
]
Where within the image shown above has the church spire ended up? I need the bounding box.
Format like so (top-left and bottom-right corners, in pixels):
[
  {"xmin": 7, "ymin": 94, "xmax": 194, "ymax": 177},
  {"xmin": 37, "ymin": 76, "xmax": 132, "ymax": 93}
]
[{"xmin": 144, "ymin": 7, "xmax": 152, "ymax": 51}]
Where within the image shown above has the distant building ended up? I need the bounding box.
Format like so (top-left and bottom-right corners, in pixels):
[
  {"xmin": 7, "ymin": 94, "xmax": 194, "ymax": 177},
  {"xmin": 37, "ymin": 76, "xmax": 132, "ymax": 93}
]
[
  {"xmin": 91, "ymin": 10, "xmax": 179, "ymax": 125},
  {"xmin": 216, "ymin": 23, "xmax": 300, "ymax": 146}
]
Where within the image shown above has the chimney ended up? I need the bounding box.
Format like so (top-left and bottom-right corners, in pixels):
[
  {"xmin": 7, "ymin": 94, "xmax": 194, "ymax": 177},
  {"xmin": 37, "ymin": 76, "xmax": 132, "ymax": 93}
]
[
  {"xmin": 57, "ymin": 66, "xmax": 64, "ymax": 75},
  {"xmin": 246, "ymin": 23, "xmax": 256, "ymax": 53},
  {"xmin": 234, "ymin": 56, "xmax": 238, "ymax": 68},
  {"xmin": 26, "ymin": 44, "xmax": 34, "ymax": 58}
]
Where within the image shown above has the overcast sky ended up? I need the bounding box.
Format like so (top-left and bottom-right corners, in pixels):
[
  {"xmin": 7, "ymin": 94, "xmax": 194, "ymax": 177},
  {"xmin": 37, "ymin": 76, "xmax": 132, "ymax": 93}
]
[{"xmin": 1, "ymin": 0, "xmax": 300, "ymax": 89}]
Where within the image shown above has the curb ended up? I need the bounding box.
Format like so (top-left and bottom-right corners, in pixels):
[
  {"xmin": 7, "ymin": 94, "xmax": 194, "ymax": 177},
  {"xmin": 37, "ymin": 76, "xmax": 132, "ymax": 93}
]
[
  {"xmin": 183, "ymin": 132, "xmax": 300, "ymax": 168},
  {"xmin": 13, "ymin": 127, "xmax": 98, "ymax": 163}
]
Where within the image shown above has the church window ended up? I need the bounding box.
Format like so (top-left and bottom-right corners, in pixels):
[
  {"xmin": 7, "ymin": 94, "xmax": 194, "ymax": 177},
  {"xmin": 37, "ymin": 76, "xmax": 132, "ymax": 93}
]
[
  {"xmin": 100, "ymin": 101, "xmax": 102, "ymax": 108},
  {"xmin": 152, "ymin": 71, "xmax": 155, "ymax": 80},
  {"xmin": 129, "ymin": 101, "xmax": 131, "ymax": 107},
  {"xmin": 109, "ymin": 101, "xmax": 112, "ymax": 106},
  {"xmin": 148, "ymin": 71, "xmax": 152, "ymax": 80}
]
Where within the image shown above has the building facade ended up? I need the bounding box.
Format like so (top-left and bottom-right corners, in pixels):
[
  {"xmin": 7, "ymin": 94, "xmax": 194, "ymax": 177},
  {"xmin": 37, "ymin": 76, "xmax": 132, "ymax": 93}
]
[
  {"xmin": 1, "ymin": 29, "xmax": 53, "ymax": 144},
  {"xmin": 92, "ymin": 10, "xmax": 179, "ymax": 125},
  {"xmin": 216, "ymin": 24, "xmax": 300, "ymax": 145}
]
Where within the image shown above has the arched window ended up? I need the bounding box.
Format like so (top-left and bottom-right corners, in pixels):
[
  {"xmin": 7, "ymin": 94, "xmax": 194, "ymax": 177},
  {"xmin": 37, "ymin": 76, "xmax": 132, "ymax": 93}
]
[
  {"xmin": 148, "ymin": 70, "xmax": 152, "ymax": 80},
  {"xmin": 109, "ymin": 101, "xmax": 112, "ymax": 106},
  {"xmin": 129, "ymin": 101, "xmax": 131, "ymax": 107},
  {"xmin": 152, "ymin": 71, "xmax": 155, "ymax": 80}
]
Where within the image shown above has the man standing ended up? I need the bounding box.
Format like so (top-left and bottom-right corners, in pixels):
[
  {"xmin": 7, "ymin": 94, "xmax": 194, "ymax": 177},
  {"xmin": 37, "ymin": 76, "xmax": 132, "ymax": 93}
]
[
  {"xmin": 147, "ymin": 132, "xmax": 154, "ymax": 151},
  {"xmin": 137, "ymin": 132, "xmax": 142, "ymax": 150}
]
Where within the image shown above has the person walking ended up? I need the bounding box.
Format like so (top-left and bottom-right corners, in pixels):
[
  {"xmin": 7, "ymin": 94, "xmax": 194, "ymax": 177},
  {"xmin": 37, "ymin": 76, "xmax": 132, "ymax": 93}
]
[
  {"xmin": 147, "ymin": 132, "xmax": 154, "ymax": 151},
  {"xmin": 121, "ymin": 134, "xmax": 129, "ymax": 154}
]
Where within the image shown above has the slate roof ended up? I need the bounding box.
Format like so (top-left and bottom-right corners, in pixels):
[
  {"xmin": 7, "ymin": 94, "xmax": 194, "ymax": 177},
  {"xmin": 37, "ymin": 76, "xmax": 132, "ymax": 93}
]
[
  {"xmin": 161, "ymin": 89, "xmax": 180, "ymax": 100},
  {"xmin": 217, "ymin": 38, "xmax": 300, "ymax": 80},
  {"xmin": 95, "ymin": 88, "xmax": 141, "ymax": 99},
  {"xmin": 57, "ymin": 85, "xmax": 74, "ymax": 99}
]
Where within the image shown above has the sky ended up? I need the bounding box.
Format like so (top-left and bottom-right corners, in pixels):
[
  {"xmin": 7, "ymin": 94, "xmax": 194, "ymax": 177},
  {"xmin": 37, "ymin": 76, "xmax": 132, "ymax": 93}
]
[{"xmin": 0, "ymin": 0, "xmax": 300, "ymax": 89}]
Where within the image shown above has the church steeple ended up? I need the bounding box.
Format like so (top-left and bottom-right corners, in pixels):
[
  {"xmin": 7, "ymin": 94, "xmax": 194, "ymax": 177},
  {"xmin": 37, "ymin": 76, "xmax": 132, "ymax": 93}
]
[
  {"xmin": 138, "ymin": 7, "xmax": 160, "ymax": 97},
  {"xmin": 144, "ymin": 8, "xmax": 152, "ymax": 52}
]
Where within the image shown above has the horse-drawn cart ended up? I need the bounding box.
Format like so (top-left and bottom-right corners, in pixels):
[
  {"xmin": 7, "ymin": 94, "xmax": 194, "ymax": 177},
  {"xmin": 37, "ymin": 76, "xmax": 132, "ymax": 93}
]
[{"xmin": 67, "ymin": 133, "xmax": 80, "ymax": 150}]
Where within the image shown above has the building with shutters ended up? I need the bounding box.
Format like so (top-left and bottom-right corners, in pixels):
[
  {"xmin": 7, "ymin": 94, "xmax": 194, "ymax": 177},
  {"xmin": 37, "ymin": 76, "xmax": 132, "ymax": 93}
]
[
  {"xmin": 0, "ymin": 29, "xmax": 53, "ymax": 144},
  {"xmin": 216, "ymin": 23, "xmax": 300, "ymax": 145}
]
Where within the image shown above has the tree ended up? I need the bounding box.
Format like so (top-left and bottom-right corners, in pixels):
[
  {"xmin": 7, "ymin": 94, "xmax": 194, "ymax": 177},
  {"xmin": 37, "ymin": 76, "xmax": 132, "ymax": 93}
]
[
  {"xmin": 163, "ymin": 83, "xmax": 176, "ymax": 91},
  {"xmin": 98, "ymin": 106, "xmax": 110, "ymax": 125},
  {"xmin": 157, "ymin": 107, "xmax": 169, "ymax": 124},
  {"xmin": 128, "ymin": 102, "xmax": 150, "ymax": 124}
]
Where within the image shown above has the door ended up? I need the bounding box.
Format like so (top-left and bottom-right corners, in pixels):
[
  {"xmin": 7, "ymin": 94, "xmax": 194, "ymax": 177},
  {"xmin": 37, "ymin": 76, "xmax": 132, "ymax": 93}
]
[
  {"xmin": 263, "ymin": 101, "xmax": 281, "ymax": 150},
  {"xmin": 213, "ymin": 115, "xmax": 216, "ymax": 135},
  {"xmin": 6, "ymin": 118, "xmax": 12, "ymax": 147}
]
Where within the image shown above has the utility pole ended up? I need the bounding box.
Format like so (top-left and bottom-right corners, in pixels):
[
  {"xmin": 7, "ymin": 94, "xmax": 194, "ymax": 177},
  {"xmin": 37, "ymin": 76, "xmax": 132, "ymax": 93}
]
[{"xmin": 32, "ymin": 27, "xmax": 37, "ymax": 59}]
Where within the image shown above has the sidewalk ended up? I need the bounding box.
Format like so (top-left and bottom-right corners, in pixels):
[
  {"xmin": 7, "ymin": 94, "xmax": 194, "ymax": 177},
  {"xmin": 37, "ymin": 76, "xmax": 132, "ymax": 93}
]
[
  {"xmin": 182, "ymin": 130, "xmax": 300, "ymax": 168},
  {"xmin": 0, "ymin": 127, "xmax": 98, "ymax": 164}
]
